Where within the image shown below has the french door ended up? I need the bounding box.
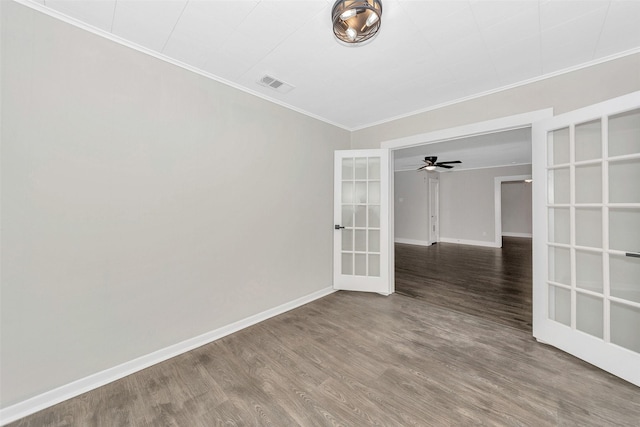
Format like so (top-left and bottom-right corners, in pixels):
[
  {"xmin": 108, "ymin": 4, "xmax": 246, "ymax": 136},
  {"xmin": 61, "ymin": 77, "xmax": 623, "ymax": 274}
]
[
  {"xmin": 532, "ymin": 91, "xmax": 640, "ymax": 386},
  {"xmin": 333, "ymin": 149, "xmax": 392, "ymax": 294}
]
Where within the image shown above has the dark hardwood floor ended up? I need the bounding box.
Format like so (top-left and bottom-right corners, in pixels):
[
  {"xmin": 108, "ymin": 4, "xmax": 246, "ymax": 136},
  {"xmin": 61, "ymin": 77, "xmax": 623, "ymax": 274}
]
[
  {"xmin": 9, "ymin": 238, "xmax": 640, "ymax": 426},
  {"xmin": 395, "ymin": 237, "xmax": 533, "ymax": 331}
]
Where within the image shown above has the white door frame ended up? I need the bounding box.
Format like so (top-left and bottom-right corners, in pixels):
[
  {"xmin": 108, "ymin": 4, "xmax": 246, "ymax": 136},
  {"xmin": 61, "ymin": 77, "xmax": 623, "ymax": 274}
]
[
  {"xmin": 494, "ymin": 174, "xmax": 533, "ymax": 247},
  {"xmin": 382, "ymin": 109, "xmax": 553, "ymax": 295}
]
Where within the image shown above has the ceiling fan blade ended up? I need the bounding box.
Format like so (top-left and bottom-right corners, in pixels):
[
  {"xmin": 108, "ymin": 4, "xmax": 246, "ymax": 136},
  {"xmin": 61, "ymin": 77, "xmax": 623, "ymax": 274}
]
[
  {"xmin": 417, "ymin": 165, "xmax": 428, "ymax": 170},
  {"xmin": 437, "ymin": 160, "xmax": 462, "ymax": 164},
  {"xmin": 437, "ymin": 164, "xmax": 454, "ymax": 169}
]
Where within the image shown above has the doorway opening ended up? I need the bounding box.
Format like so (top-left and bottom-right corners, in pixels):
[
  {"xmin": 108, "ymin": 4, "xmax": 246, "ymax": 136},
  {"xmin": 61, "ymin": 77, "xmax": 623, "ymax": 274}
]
[
  {"xmin": 384, "ymin": 109, "xmax": 552, "ymax": 330},
  {"xmin": 495, "ymin": 175, "xmax": 533, "ymax": 247}
]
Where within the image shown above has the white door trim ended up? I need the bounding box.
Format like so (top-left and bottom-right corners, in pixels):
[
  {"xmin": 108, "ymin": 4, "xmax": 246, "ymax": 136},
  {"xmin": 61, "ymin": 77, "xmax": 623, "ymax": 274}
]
[
  {"xmin": 428, "ymin": 178, "xmax": 439, "ymax": 244},
  {"xmin": 388, "ymin": 149, "xmax": 396, "ymax": 294},
  {"xmin": 381, "ymin": 109, "xmax": 554, "ymax": 150},
  {"xmin": 494, "ymin": 175, "xmax": 532, "ymax": 247},
  {"xmin": 383, "ymin": 108, "xmax": 552, "ymax": 263}
]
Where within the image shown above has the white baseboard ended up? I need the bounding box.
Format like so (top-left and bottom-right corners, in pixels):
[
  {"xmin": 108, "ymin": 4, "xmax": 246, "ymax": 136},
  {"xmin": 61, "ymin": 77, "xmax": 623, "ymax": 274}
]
[
  {"xmin": 502, "ymin": 232, "xmax": 532, "ymax": 238},
  {"xmin": 439, "ymin": 237, "xmax": 501, "ymax": 248},
  {"xmin": 394, "ymin": 238, "xmax": 432, "ymax": 246},
  {"xmin": 0, "ymin": 287, "xmax": 336, "ymax": 426}
]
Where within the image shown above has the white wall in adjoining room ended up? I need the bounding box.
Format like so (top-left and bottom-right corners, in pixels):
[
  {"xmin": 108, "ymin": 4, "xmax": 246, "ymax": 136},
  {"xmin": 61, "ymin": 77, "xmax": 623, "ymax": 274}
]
[
  {"xmin": 1, "ymin": 1, "xmax": 350, "ymax": 409},
  {"xmin": 501, "ymin": 181, "xmax": 533, "ymax": 237},
  {"xmin": 394, "ymin": 170, "xmax": 436, "ymax": 246},
  {"xmin": 439, "ymin": 165, "xmax": 532, "ymax": 246}
]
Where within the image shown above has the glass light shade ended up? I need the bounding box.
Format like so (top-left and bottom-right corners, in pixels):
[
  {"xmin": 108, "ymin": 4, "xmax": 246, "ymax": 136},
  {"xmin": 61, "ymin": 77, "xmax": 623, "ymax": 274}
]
[
  {"xmin": 340, "ymin": 9, "xmax": 357, "ymax": 20},
  {"xmin": 345, "ymin": 27, "xmax": 357, "ymax": 41},
  {"xmin": 332, "ymin": 0, "xmax": 382, "ymax": 45},
  {"xmin": 366, "ymin": 12, "xmax": 379, "ymax": 26},
  {"xmin": 425, "ymin": 165, "xmax": 436, "ymax": 171}
]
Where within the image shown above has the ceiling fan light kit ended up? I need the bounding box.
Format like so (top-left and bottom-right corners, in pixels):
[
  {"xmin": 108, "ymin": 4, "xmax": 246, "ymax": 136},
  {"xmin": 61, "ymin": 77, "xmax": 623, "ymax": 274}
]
[{"xmin": 332, "ymin": 0, "xmax": 383, "ymax": 45}]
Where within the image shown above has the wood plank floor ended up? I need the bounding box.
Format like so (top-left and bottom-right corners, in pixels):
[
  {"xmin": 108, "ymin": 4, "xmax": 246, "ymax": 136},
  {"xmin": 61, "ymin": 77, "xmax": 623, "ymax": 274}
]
[
  {"xmin": 9, "ymin": 239, "xmax": 640, "ymax": 426},
  {"xmin": 395, "ymin": 237, "xmax": 533, "ymax": 332}
]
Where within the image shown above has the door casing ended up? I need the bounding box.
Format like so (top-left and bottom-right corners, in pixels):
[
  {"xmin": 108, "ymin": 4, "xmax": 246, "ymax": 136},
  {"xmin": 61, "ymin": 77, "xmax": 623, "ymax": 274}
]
[
  {"xmin": 428, "ymin": 178, "xmax": 439, "ymax": 245},
  {"xmin": 382, "ymin": 109, "xmax": 553, "ymax": 300}
]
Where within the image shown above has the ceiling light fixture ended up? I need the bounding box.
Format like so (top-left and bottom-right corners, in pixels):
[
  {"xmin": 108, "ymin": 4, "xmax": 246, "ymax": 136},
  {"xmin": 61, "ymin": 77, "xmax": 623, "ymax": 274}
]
[
  {"xmin": 332, "ymin": 0, "xmax": 382, "ymax": 45},
  {"xmin": 425, "ymin": 165, "xmax": 437, "ymax": 171}
]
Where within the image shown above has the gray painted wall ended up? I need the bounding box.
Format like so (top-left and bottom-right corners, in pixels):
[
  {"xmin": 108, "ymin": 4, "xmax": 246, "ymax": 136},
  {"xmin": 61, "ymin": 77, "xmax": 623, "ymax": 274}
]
[
  {"xmin": 394, "ymin": 170, "xmax": 435, "ymax": 244},
  {"xmin": 502, "ymin": 181, "xmax": 533, "ymax": 236},
  {"xmin": 439, "ymin": 165, "xmax": 532, "ymax": 244},
  {"xmin": 1, "ymin": 1, "xmax": 350, "ymax": 407},
  {"xmin": 395, "ymin": 166, "xmax": 532, "ymax": 246}
]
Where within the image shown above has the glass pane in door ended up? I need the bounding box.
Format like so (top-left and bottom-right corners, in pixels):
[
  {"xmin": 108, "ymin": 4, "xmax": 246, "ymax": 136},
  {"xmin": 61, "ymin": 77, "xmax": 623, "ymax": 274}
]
[
  {"xmin": 548, "ymin": 127, "xmax": 570, "ymax": 165},
  {"xmin": 548, "ymin": 208, "xmax": 570, "ymax": 244},
  {"xmin": 368, "ymin": 254, "xmax": 380, "ymax": 277},
  {"xmin": 355, "ymin": 157, "xmax": 367, "ymax": 179},
  {"xmin": 608, "ymin": 108, "xmax": 640, "ymax": 157},
  {"xmin": 609, "ymin": 159, "xmax": 640, "ymax": 203},
  {"xmin": 576, "ymin": 293, "xmax": 603, "ymax": 339},
  {"xmin": 610, "ymin": 255, "xmax": 640, "ymax": 303},
  {"xmin": 368, "ymin": 181, "xmax": 380, "ymax": 204},
  {"xmin": 368, "ymin": 206, "xmax": 380, "ymax": 227},
  {"xmin": 609, "ymin": 208, "xmax": 640, "ymax": 251},
  {"xmin": 342, "ymin": 205, "xmax": 354, "ymax": 227},
  {"xmin": 548, "ymin": 168, "xmax": 570, "ymax": 204},
  {"xmin": 575, "ymin": 208, "xmax": 602, "ymax": 248},
  {"xmin": 610, "ymin": 302, "xmax": 640, "ymax": 353},
  {"xmin": 575, "ymin": 119, "xmax": 602, "ymax": 161},
  {"xmin": 575, "ymin": 250, "xmax": 602, "ymax": 293},
  {"xmin": 354, "ymin": 253, "xmax": 366, "ymax": 276},
  {"xmin": 575, "ymin": 164, "xmax": 602, "ymax": 204},
  {"xmin": 355, "ymin": 181, "xmax": 367, "ymax": 203},
  {"xmin": 342, "ymin": 158, "xmax": 354, "ymax": 179},
  {"xmin": 354, "ymin": 205, "xmax": 366, "ymax": 227},
  {"xmin": 342, "ymin": 182, "xmax": 354, "ymax": 203},
  {"xmin": 342, "ymin": 253, "xmax": 353, "ymax": 275},
  {"xmin": 549, "ymin": 246, "xmax": 571, "ymax": 285},
  {"xmin": 549, "ymin": 285, "xmax": 571, "ymax": 326},
  {"xmin": 367, "ymin": 230, "xmax": 379, "ymax": 251},
  {"xmin": 354, "ymin": 230, "xmax": 366, "ymax": 252},
  {"xmin": 342, "ymin": 229, "xmax": 353, "ymax": 251},
  {"xmin": 368, "ymin": 157, "xmax": 380, "ymax": 179}
]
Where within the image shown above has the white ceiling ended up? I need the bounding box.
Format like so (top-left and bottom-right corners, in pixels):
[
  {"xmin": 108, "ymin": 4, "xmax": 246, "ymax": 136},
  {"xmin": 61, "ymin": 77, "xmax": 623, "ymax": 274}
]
[
  {"xmin": 394, "ymin": 127, "xmax": 532, "ymax": 172},
  {"xmin": 23, "ymin": 0, "xmax": 640, "ymax": 131}
]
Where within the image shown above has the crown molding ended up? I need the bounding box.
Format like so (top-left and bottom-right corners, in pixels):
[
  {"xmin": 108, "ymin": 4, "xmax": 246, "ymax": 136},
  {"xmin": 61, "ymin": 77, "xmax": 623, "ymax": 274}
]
[
  {"xmin": 351, "ymin": 47, "xmax": 640, "ymax": 132},
  {"xmin": 12, "ymin": 0, "xmax": 640, "ymax": 133},
  {"xmin": 12, "ymin": 0, "xmax": 352, "ymax": 131}
]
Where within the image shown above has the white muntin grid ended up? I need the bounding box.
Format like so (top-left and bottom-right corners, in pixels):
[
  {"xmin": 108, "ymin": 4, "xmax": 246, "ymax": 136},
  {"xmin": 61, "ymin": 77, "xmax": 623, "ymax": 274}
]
[{"xmin": 546, "ymin": 107, "xmax": 640, "ymax": 351}]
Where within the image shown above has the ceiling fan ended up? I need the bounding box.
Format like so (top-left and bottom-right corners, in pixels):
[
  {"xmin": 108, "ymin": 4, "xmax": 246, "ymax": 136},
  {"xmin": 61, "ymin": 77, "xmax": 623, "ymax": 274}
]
[{"xmin": 417, "ymin": 156, "xmax": 462, "ymax": 171}]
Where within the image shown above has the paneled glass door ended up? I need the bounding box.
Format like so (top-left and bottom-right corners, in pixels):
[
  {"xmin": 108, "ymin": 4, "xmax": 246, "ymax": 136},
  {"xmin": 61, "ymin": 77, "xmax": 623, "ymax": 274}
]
[
  {"xmin": 533, "ymin": 91, "xmax": 640, "ymax": 386},
  {"xmin": 333, "ymin": 149, "xmax": 391, "ymax": 294}
]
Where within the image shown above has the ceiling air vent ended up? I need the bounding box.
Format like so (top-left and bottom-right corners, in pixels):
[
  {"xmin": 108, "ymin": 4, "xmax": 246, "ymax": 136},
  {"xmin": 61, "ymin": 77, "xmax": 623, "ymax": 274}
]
[{"xmin": 257, "ymin": 75, "xmax": 294, "ymax": 94}]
